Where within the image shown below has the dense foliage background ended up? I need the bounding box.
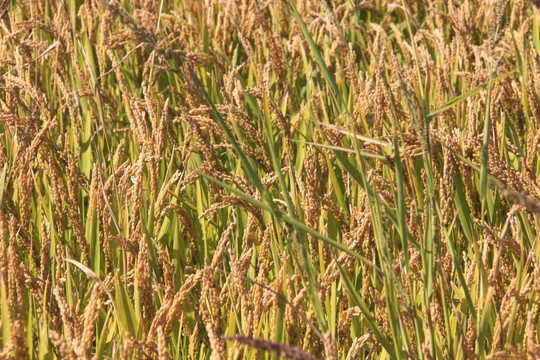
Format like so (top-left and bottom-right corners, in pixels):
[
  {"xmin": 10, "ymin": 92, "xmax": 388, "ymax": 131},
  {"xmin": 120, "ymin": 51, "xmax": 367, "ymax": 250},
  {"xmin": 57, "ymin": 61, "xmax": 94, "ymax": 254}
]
[{"xmin": 0, "ymin": 0, "xmax": 539, "ymax": 359}]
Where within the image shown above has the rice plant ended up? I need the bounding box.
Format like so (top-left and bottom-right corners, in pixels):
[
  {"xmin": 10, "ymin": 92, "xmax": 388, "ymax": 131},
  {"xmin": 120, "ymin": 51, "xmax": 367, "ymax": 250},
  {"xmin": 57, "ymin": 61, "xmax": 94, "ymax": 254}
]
[{"xmin": 0, "ymin": 0, "xmax": 539, "ymax": 359}]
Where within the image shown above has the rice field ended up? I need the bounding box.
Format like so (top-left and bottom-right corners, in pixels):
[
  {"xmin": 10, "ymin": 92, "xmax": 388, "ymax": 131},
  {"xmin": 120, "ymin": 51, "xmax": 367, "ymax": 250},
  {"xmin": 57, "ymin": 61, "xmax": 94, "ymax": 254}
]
[{"xmin": 0, "ymin": 0, "xmax": 540, "ymax": 359}]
